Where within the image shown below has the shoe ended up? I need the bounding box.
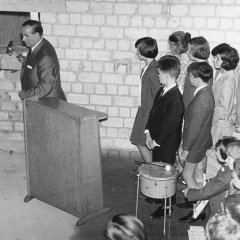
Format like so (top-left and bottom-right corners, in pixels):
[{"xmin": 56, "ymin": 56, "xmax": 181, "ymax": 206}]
[
  {"xmin": 177, "ymin": 175, "xmax": 186, "ymax": 185},
  {"xmin": 176, "ymin": 202, "xmax": 194, "ymax": 209},
  {"xmin": 150, "ymin": 206, "xmax": 173, "ymax": 219},
  {"xmin": 178, "ymin": 211, "xmax": 206, "ymax": 223},
  {"xmin": 145, "ymin": 197, "xmax": 163, "ymax": 204}
]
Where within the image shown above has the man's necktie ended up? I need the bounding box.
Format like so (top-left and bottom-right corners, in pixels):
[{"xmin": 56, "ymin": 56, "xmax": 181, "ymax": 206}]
[
  {"xmin": 26, "ymin": 48, "xmax": 32, "ymax": 60},
  {"xmin": 140, "ymin": 68, "xmax": 144, "ymax": 79}
]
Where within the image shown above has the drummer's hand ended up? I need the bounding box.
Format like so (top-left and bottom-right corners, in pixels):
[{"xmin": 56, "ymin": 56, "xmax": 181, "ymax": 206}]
[
  {"xmin": 180, "ymin": 150, "xmax": 189, "ymax": 164},
  {"xmin": 182, "ymin": 188, "xmax": 189, "ymax": 198},
  {"xmin": 234, "ymin": 125, "xmax": 240, "ymax": 133}
]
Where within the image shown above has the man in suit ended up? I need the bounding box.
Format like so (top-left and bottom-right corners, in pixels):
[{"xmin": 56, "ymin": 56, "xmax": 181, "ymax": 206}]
[
  {"xmin": 144, "ymin": 55, "xmax": 184, "ymax": 218},
  {"xmin": 18, "ymin": 20, "xmax": 66, "ymax": 101},
  {"xmin": 180, "ymin": 62, "xmax": 215, "ymax": 189},
  {"xmin": 145, "ymin": 55, "xmax": 184, "ymax": 165}
]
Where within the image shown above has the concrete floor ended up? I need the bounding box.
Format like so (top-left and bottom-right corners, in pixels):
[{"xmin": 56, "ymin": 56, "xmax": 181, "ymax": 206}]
[{"xmin": 0, "ymin": 150, "xmax": 208, "ymax": 240}]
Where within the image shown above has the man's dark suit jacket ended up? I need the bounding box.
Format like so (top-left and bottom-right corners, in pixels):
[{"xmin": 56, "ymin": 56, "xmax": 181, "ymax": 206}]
[
  {"xmin": 19, "ymin": 38, "xmax": 66, "ymax": 100},
  {"xmin": 183, "ymin": 86, "xmax": 215, "ymax": 163},
  {"xmin": 146, "ymin": 85, "xmax": 184, "ymax": 164}
]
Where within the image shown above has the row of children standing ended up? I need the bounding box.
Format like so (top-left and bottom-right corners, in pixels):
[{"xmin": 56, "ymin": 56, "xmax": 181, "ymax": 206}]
[{"xmin": 130, "ymin": 31, "xmax": 240, "ymax": 190}]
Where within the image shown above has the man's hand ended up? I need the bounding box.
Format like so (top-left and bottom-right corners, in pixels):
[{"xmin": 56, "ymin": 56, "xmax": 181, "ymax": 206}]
[
  {"xmin": 18, "ymin": 90, "xmax": 39, "ymax": 101},
  {"xmin": 182, "ymin": 188, "xmax": 189, "ymax": 198},
  {"xmin": 16, "ymin": 54, "xmax": 25, "ymax": 63},
  {"xmin": 148, "ymin": 140, "xmax": 158, "ymax": 150}
]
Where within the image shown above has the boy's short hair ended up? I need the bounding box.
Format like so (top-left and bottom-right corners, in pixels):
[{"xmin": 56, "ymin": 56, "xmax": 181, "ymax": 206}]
[
  {"xmin": 105, "ymin": 214, "xmax": 146, "ymax": 240},
  {"xmin": 187, "ymin": 61, "xmax": 213, "ymax": 83},
  {"xmin": 206, "ymin": 214, "xmax": 240, "ymax": 240},
  {"xmin": 225, "ymin": 193, "xmax": 240, "ymax": 224},
  {"xmin": 188, "ymin": 36, "xmax": 210, "ymax": 60},
  {"xmin": 216, "ymin": 45, "xmax": 239, "ymax": 71},
  {"xmin": 157, "ymin": 55, "xmax": 180, "ymax": 79},
  {"xmin": 135, "ymin": 37, "xmax": 158, "ymax": 58}
]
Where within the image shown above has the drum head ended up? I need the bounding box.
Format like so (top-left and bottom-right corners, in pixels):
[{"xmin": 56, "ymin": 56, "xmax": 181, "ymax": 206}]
[{"xmin": 138, "ymin": 162, "xmax": 178, "ymax": 180}]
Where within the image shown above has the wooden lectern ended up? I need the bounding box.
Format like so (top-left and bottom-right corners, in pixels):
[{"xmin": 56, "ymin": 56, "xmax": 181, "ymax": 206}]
[{"xmin": 23, "ymin": 98, "xmax": 110, "ymax": 226}]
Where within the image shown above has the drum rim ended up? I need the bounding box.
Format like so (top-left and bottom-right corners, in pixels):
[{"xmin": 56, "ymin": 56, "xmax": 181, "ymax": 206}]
[
  {"xmin": 139, "ymin": 172, "xmax": 178, "ymax": 180},
  {"xmin": 138, "ymin": 163, "xmax": 179, "ymax": 180}
]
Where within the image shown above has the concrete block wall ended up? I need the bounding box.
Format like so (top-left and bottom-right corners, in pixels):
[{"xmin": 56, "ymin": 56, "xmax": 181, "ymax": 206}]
[{"xmin": 1, "ymin": 0, "xmax": 240, "ymax": 156}]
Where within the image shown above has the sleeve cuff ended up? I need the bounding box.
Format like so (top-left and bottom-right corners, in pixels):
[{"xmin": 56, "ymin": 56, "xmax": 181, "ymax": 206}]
[
  {"xmin": 153, "ymin": 140, "xmax": 160, "ymax": 147},
  {"xmin": 144, "ymin": 129, "xmax": 150, "ymax": 135}
]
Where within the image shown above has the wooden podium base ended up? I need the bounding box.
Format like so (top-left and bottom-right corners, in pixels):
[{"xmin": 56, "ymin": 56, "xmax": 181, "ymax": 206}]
[
  {"xmin": 23, "ymin": 99, "xmax": 109, "ymax": 227},
  {"xmin": 76, "ymin": 207, "xmax": 112, "ymax": 226},
  {"xmin": 24, "ymin": 194, "xmax": 112, "ymax": 226}
]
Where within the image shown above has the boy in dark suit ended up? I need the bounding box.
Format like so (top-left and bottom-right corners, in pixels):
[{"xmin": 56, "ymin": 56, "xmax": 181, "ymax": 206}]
[
  {"xmin": 145, "ymin": 55, "xmax": 184, "ymax": 165},
  {"xmin": 144, "ymin": 55, "xmax": 184, "ymax": 218},
  {"xmin": 180, "ymin": 62, "xmax": 215, "ymax": 189}
]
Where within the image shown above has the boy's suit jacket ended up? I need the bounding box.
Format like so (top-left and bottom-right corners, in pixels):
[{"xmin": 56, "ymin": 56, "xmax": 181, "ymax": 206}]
[
  {"xmin": 146, "ymin": 85, "xmax": 184, "ymax": 146},
  {"xmin": 182, "ymin": 86, "xmax": 215, "ymax": 162},
  {"xmin": 19, "ymin": 38, "xmax": 66, "ymax": 100}
]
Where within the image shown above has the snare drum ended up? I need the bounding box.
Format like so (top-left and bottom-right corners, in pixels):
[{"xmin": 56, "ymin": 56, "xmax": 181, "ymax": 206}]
[{"xmin": 138, "ymin": 162, "xmax": 178, "ymax": 199}]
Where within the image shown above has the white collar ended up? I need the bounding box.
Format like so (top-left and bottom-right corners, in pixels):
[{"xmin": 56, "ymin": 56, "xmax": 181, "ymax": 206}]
[
  {"xmin": 140, "ymin": 64, "xmax": 149, "ymax": 79},
  {"xmin": 194, "ymin": 84, "xmax": 207, "ymax": 96},
  {"xmin": 163, "ymin": 83, "xmax": 176, "ymax": 95},
  {"xmin": 232, "ymin": 171, "xmax": 240, "ymax": 189},
  {"xmin": 31, "ymin": 38, "xmax": 43, "ymax": 52}
]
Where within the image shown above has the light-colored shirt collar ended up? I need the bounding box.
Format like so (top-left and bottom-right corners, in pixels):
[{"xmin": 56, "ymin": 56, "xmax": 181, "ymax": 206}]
[
  {"xmin": 31, "ymin": 38, "xmax": 43, "ymax": 52},
  {"xmin": 140, "ymin": 64, "xmax": 149, "ymax": 79},
  {"xmin": 194, "ymin": 84, "xmax": 207, "ymax": 96},
  {"xmin": 162, "ymin": 83, "xmax": 176, "ymax": 95}
]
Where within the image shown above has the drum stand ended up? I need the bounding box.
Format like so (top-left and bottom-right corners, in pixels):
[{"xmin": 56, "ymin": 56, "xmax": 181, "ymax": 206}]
[{"xmin": 136, "ymin": 174, "xmax": 172, "ymax": 237}]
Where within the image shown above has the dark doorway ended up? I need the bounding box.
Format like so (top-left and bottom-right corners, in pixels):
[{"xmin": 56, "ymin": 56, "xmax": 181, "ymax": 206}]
[{"xmin": 0, "ymin": 11, "xmax": 30, "ymax": 46}]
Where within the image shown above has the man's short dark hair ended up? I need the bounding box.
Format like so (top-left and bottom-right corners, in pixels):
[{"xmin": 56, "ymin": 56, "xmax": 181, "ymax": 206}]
[
  {"xmin": 22, "ymin": 20, "xmax": 43, "ymax": 36},
  {"xmin": 135, "ymin": 37, "xmax": 158, "ymax": 58},
  {"xmin": 188, "ymin": 36, "xmax": 210, "ymax": 60},
  {"xmin": 158, "ymin": 55, "xmax": 180, "ymax": 79},
  {"xmin": 187, "ymin": 61, "xmax": 213, "ymax": 83}
]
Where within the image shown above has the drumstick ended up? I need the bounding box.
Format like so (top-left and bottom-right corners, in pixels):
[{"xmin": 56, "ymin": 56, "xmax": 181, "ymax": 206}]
[{"xmin": 135, "ymin": 160, "xmax": 166, "ymax": 169}]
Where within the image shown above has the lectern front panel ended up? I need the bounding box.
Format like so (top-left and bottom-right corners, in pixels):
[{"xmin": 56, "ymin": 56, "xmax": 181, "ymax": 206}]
[{"xmin": 24, "ymin": 99, "xmax": 106, "ymax": 219}]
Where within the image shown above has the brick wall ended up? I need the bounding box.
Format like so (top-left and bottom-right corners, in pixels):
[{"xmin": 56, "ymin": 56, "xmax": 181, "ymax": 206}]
[{"xmin": 1, "ymin": 0, "xmax": 240, "ymax": 156}]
